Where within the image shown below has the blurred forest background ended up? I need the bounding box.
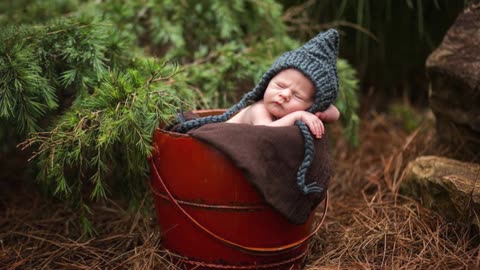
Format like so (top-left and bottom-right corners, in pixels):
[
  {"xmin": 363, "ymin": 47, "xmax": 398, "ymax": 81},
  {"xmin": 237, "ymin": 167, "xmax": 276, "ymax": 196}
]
[
  {"xmin": 1, "ymin": 0, "xmax": 478, "ymax": 269},
  {"xmin": 279, "ymin": 0, "xmax": 466, "ymax": 108}
]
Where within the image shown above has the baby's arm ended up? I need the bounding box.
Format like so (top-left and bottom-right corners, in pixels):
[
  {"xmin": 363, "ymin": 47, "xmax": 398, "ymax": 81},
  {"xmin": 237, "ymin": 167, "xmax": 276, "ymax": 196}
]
[
  {"xmin": 266, "ymin": 111, "xmax": 324, "ymax": 138},
  {"xmin": 244, "ymin": 102, "xmax": 336, "ymax": 138}
]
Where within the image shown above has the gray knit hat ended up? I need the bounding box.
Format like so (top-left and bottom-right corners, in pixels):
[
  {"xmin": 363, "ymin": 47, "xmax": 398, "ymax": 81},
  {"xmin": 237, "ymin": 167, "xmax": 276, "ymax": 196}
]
[
  {"xmin": 174, "ymin": 29, "xmax": 340, "ymax": 194},
  {"xmin": 243, "ymin": 29, "xmax": 339, "ymax": 113}
]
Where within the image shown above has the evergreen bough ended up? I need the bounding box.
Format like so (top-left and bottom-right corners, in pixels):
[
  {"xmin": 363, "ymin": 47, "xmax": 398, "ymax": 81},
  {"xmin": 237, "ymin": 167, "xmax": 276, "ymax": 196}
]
[
  {"xmin": 0, "ymin": 26, "xmax": 57, "ymax": 138},
  {"xmin": 21, "ymin": 60, "xmax": 183, "ymax": 233}
]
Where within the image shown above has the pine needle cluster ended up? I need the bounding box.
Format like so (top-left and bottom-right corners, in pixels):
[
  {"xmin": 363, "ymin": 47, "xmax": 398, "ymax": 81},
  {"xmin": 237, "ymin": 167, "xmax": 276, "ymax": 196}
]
[
  {"xmin": 20, "ymin": 60, "xmax": 183, "ymax": 232},
  {"xmin": 0, "ymin": 17, "xmax": 135, "ymax": 141},
  {"xmin": 0, "ymin": 26, "xmax": 57, "ymax": 140}
]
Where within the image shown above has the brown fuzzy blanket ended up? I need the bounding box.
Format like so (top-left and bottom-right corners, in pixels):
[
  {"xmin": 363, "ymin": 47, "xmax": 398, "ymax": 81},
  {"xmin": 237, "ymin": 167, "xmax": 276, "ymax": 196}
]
[{"xmin": 187, "ymin": 122, "xmax": 332, "ymax": 224}]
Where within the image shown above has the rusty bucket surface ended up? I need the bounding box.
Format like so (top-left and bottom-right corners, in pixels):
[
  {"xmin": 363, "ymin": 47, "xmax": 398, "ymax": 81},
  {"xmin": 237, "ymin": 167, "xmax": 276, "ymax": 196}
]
[{"xmin": 149, "ymin": 110, "xmax": 327, "ymax": 270}]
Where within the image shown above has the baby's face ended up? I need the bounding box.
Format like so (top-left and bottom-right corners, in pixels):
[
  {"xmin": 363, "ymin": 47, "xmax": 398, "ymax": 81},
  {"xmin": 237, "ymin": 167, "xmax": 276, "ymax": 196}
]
[{"xmin": 263, "ymin": 69, "xmax": 315, "ymax": 118}]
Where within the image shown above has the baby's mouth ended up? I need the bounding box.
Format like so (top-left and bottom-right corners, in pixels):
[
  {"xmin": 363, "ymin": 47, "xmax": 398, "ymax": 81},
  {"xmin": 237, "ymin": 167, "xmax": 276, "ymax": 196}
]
[
  {"xmin": 273, "ymin": 101, "xmax": 283, "ymax": 108},
  {"xmin": 274, "ymin": 99, "xmax": 284, "ymax": 105}
]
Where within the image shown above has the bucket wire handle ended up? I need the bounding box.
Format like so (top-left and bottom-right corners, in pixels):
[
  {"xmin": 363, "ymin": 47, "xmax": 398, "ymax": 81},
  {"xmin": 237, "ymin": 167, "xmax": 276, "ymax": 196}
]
[{"xmin": 149, "ymin": 159, "xmax": 328, "ymax": 255}]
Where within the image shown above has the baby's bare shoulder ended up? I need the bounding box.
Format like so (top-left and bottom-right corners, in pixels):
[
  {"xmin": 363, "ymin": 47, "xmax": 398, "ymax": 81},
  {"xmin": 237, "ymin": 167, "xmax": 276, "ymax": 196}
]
[
  {"xmin": 248, "ymin": 101, "xmax": 270, "ymax": 116},
  {"xmin": 249, "ymin": 101, "xmax": 274, "ymax": 125},
  {"xmin": 249, "ymin": 100, "xmax": 266, "ymax": 111},
  {"xmin": 228, "ymin": 101, "xmax": 272, "ymax": 125}
]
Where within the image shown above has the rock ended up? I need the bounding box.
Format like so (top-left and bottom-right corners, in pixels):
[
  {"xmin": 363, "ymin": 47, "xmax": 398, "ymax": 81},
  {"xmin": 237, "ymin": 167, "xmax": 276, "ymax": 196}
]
[
  {"xmin": 425, "ymin": 3, "xmax": 480, "ymax": 153},
  {"xmin": 400, "ymin": 155, "xmax": 480, "ymax": 227}
]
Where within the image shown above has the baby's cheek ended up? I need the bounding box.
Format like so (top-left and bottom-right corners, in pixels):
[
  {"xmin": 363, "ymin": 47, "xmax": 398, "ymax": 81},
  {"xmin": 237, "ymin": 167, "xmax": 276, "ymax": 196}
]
[{"xmin": 294, "ymin": 102, "xmax": 311, "ymax": 112}]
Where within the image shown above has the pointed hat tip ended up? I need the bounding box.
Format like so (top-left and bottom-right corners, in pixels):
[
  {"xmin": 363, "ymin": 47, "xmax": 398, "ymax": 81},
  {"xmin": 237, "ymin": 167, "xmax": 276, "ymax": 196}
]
[{"xmin": 323, "ymin": 29, "xmax": 339, "ymax": 52}]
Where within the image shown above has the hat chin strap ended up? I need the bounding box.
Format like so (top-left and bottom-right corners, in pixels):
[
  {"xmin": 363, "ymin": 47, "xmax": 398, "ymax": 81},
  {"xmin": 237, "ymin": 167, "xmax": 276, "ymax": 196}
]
[{"xmin": 294, "ymin": 120, "xmax": 324, "ymax": 194}]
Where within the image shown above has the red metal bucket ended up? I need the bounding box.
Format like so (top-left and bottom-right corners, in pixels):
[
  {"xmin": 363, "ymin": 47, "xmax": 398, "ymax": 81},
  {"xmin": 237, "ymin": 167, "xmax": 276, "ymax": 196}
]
[{"xmin": 149, "ymin": 110, "xmax": 327, "ymax": 270}]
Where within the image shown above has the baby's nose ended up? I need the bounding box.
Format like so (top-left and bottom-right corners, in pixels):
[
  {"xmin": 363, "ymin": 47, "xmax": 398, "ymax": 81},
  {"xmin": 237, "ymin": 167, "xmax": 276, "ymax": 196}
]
[{"xmin": 279, "ymin": 89, "xmax": 291, "ymax": 100}]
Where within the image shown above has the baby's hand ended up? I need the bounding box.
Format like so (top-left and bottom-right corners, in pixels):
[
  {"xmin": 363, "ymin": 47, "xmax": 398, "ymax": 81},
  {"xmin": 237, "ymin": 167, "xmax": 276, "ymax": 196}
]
[
  {"xmin": 314, "ymin": 105, "xmax": 340, "ymax": 123},
  {"xmin": 298, "ymin": 111, "xmax": 325, "ymax": 139}
]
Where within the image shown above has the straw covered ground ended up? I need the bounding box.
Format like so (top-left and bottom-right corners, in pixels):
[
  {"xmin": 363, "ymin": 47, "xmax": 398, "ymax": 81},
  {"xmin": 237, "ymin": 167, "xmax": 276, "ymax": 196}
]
[{"xmin": 1, "ymin": 109, "xmax": 479, "ymax": 269}]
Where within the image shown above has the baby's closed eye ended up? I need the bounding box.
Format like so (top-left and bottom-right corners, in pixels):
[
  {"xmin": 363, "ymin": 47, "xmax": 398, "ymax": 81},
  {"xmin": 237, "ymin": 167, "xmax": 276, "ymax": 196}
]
[
  {"xmin": 275, "ymin": 82, "xmax": 287, "ymax": 88},
  {"xmin": 293, "ymin": 92, "xmax": 306, "ymax": 100}
]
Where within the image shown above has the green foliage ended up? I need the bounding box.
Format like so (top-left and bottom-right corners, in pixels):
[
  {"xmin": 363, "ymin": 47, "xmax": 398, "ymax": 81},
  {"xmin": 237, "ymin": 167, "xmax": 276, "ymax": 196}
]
[
  {"xmin": 0, "ymin": 26, "xmax": 57, "ymax": 137},
  {"xmin": 78, "ymin": 0, "xmax": 287, "ymax": 59},
  {"xmin": 388, "ymin": 102, "xmax": 423, "ymax": 132},
  {"xmin": 22, "ymin": 60, "xmax": 182, "ymax": 218},
  {"xmin": 40, "ymin": 19, "xmax": 107, "ymax": 94},
  {"xmin": 35, "ymin": 17, "xmax": 135, "ymax": 100},
  {"xmin": 1, "ymin": 17, "xmax": 136, "ymax": 145},
  {"xmin": 336, "ymin": 59, "xmax": 360, "ymax": 147},
  {"xmin": 0, "ymin": 0, "xmax": 81, "ymax": 25}
]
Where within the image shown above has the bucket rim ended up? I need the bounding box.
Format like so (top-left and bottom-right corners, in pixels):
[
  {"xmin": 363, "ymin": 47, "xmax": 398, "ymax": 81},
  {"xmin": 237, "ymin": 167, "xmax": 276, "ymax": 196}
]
[
  {"xmin": 156, "ymin": 128, "xmax": 190, "ymax": 138},
  {"xmin": 157, "ymin": 109, "xmax": 228, "ymax": 137}
]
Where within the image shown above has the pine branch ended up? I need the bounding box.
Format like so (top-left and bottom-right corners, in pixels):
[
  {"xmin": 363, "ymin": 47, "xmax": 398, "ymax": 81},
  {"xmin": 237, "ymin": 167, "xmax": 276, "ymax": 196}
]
[
  {"xmin": 21, "ymin": 61, "xmax": 182, "ymax": 210},
  {"xmin": 0, "ymin": 26, "xmax": 58, "ymax": 135}
]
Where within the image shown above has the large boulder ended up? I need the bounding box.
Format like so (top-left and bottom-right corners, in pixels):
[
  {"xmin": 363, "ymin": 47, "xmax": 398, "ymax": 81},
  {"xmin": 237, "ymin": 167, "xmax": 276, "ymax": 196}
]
[
  {"xmin": 426, "ymin": 3, "xmax": 480, "ymax": 153},
  {"xmin": 400, "ymin": 156, "xmax": 480, "ymax": 227}
]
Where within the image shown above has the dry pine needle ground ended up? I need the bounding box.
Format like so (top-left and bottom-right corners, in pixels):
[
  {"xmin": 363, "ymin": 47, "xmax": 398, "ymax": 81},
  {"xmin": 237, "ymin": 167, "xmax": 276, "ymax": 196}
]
[{"xmin": 1, "ymin": 110, "xmax": 479, "ymax": 269}]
